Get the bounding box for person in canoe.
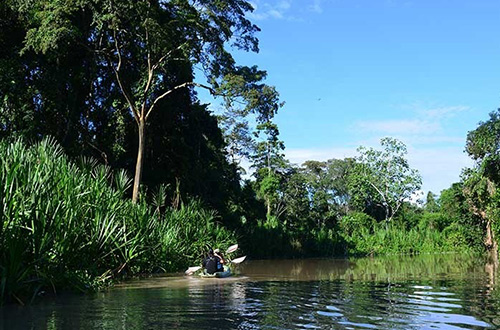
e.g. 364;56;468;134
213;249;225;271
202;249;221;275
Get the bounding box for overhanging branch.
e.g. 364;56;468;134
145;82;215;120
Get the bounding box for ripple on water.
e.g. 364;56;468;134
2;256;498;330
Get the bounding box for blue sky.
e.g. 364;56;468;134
204;0;500;196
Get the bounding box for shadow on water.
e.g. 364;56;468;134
2;253;500;330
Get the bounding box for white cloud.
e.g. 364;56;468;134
407;146;473;194
309;0;323;13
247;0;292;20
247;0;322;21
268;9;284;19
354;119;441;135
399;135;464;145
285;147;357;165
286;101;474;195
277;0;291;10
352;104;471;143
417;105;470;119
244;100;474;198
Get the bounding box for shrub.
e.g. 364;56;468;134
418;212;452;231
339;212;376;236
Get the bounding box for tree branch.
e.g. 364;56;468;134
88;142;109;165
142;41;191;119
111;29;140;123
146;20;151;76
367;179;391;220
145;82;215;120
142;22;154;114
151;42;190;71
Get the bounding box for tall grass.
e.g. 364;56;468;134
341;222;478;256
245;211;481;259
0;138;235;304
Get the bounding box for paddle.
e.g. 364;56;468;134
230;255;246;264
226;244;238;254
185;244;241;275
185;266;202;275
185;256;246;275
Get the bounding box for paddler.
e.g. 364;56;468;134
213;249;225;271
202;249;218;274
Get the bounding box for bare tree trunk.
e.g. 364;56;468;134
485;218;498;255
485;218;498;292
132;119;146;203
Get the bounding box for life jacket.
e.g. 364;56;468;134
216;257;224;271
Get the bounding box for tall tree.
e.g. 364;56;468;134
463;109;500;254
350;137;422;223
301;160;335;228
252;119;285;219
425;191;440;213
281;165;311;230
2;0;123;162
19;0;279;202
326;158;355;214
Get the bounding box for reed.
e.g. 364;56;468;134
342;221;475;256
0;138;235;304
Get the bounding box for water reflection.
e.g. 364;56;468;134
2;254;500;330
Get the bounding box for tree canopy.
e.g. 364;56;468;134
350;137;422;222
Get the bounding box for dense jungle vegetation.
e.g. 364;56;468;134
1;0;499;304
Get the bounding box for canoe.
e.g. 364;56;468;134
200;265;231;278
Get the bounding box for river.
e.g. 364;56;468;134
2;253;499;329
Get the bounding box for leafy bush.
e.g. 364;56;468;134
339;212;376;236
442;223;469;248
418;212;452;231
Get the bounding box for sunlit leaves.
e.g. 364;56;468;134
350;138;422;222
0;138;236;303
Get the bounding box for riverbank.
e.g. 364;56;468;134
0;139;235;304
0;139;492;305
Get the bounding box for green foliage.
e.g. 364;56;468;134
0;138;235;304
342;222;471;256
466;109;500;163
442;223;471;249
462;108;500;250
439;183;477;225
339;212;376;237
335;206;482;256
258;174;280;203
242;219;344;259
1;0;282;208
417;212;451;232
425;191;440;212
1;0;498;294
301;159;347;227
350;138;422;222
280;167;310;230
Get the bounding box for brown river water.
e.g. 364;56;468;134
1;253;499;329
